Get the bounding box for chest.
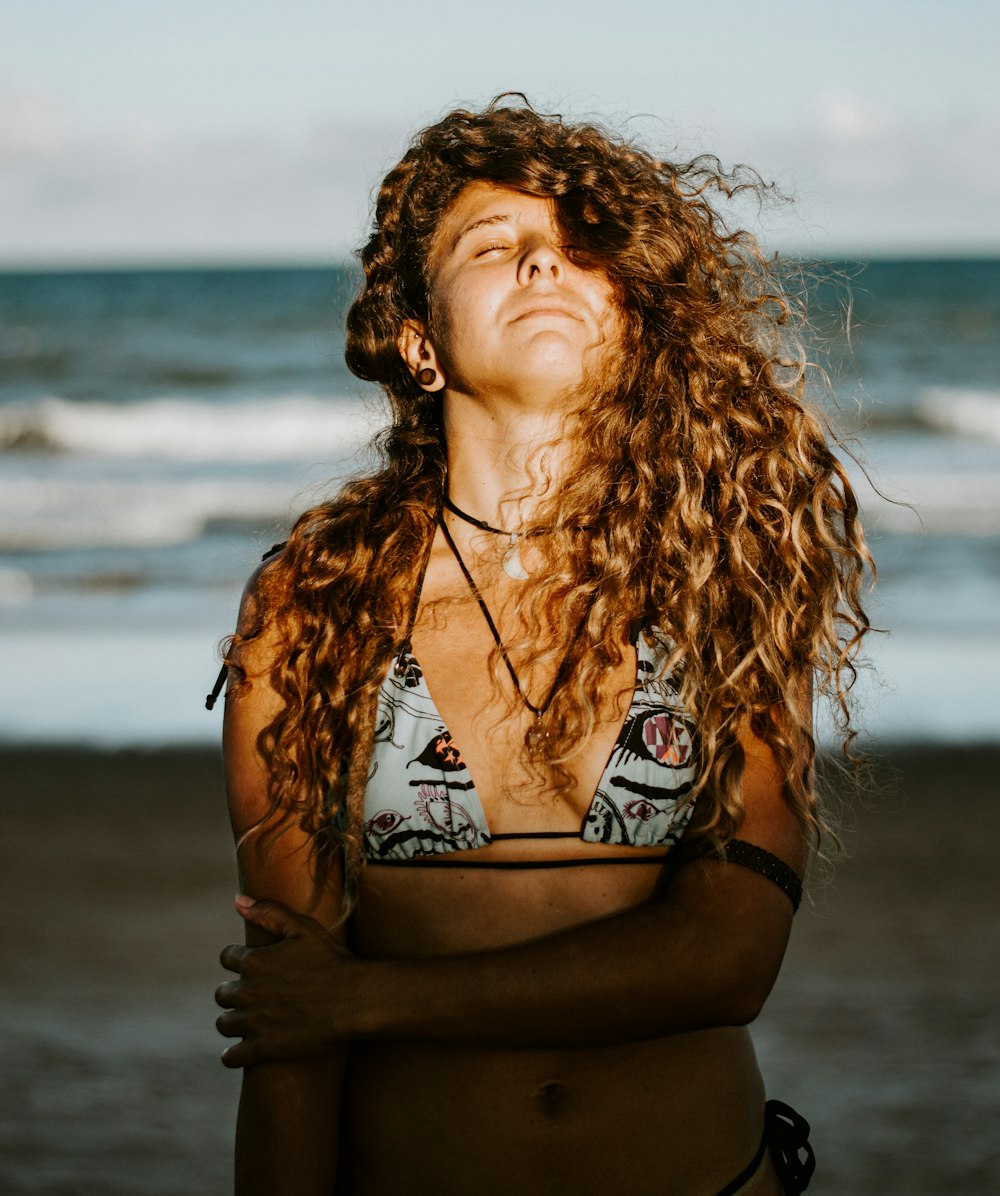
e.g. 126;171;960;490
363;613;697;863
409;593;638;826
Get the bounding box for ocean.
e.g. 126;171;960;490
1;260;998;746
1;263;998;1196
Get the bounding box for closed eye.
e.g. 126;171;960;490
474;241;511;257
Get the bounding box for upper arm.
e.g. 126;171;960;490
223;567;348;1193
222;565;347;945
728;668;815;877
735;720;809;877
658;711;810;1023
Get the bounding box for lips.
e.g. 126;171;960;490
511;303;580;322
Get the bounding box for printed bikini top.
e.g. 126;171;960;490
205;540;803;906
361;637;806;909
362;625;699;866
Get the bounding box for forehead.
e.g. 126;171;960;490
430;181;558;263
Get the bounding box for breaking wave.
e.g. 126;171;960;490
0;393;379;461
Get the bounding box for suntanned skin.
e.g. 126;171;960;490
223;596;349;1196
217;184;804;1195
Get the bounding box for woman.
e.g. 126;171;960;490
213;98;870;1195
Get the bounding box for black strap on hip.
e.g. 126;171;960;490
765;1099;816;1194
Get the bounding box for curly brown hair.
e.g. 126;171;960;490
232;96;872;896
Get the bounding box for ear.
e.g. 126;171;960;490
398;320;446;391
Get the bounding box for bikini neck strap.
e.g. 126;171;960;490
395;481;445;661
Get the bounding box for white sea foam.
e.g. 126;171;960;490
0;475;302;550
836;630;1000;746
0;568;33;602
4;618;996;748
915;388;1000;444
0;394;379;461
4;449;1000;554
0;628;226;746
852;469;1000;535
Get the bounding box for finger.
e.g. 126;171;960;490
221;1039;255;1069
216;1009;247;1039
219;942;249;972
234;895;303;940
220;1035;306;1069
214;979;241;1009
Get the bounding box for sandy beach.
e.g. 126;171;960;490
1;743;998;1194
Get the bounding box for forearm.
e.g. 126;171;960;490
236;1052;347;1196
353;865;793;1049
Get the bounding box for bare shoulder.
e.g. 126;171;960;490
736;710;810;877
222;550;293;755
221;546;344;928
229;543;291;664
222;550;290;837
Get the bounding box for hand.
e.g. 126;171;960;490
215;896;356;1068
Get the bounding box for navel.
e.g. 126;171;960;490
535;1079;570;1119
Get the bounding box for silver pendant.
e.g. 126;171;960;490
526;718;549;754
502;534;529;580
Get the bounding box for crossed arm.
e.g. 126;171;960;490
220;686;804;1066
221;596;350;1196
217;585;806;1192
219;832;800;1063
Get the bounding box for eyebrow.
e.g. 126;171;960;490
449;212;512;255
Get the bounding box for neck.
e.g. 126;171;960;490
442;393;574;526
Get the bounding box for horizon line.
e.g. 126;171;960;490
2;249;999;275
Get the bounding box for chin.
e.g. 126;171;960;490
516;350;588;392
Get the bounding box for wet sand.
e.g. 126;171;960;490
1;744;998;1194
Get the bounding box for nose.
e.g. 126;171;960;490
517;238;563;284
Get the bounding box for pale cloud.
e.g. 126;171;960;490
815;92;901;146
806;94;912;192
1;85;998;265
0;89;66;158
792;92;1000;201
721;92;1000;255
0;112;404;265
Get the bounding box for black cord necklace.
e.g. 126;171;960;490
443;494;514;537
438;516;590;737
443;493;533;580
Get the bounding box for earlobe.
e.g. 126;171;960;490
398;320;446;392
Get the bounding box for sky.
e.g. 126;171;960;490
2;0;998;266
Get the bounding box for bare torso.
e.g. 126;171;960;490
346;867;781;1195
339;532;783;1195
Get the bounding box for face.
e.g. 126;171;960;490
401;181;621;409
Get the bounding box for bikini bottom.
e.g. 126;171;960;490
715;1100;816;1196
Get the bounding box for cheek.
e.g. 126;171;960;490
584;274;623;342
424;286;460;366
595;296;624;353
430;280;496;363
430;273;480;342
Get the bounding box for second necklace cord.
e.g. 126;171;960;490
438;515;592;723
